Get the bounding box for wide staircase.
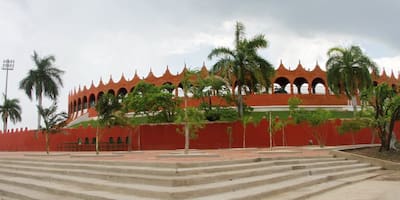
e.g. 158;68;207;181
0;155;385;200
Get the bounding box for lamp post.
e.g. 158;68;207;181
2;59;14;101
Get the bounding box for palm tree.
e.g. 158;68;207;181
208;21;274;118
326;45;378;116
0;95;22;133
38;103;67;155
19;51;64;130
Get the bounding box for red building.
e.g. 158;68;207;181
68;62;398;124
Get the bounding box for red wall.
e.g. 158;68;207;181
0;120;398;152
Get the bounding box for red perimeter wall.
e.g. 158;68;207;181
1;120;399;152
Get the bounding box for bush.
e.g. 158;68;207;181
205;109;221;121
219;108;238;121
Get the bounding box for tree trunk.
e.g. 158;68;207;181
351;96;357;117
184;94;189;154
137;126;141;151
238;87;244;119
379;133;386;152
184;123;190;154
269;112;272;151
96;126;99;155
2;114;7;133
282;127;285;146
128;128;132;152
45;132;49;155
37;94;43;130
242;125;246;148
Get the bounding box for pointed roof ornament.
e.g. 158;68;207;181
146;68;155;80
110;74;114;82
381;67;387;77
120;72;127;82
132;69;140;81
202;61;206;67
164;65;173;77
99;77;104;86
277;59;284;68
389;69;396;80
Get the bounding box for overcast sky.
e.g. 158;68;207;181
1;0;400;130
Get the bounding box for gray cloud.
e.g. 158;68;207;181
1;0;399;129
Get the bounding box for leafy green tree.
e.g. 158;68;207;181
271;116;293;147
0;95;22;133
208;21;275;119
290;97;331;147
338;118;369;145
306;109;332;147
193;74;232;121
19;51;64;130
363;83;400;151
175;107;204;154
38;103;67;155
95;93;121;155
288;97;302;117
326;45;378;116
175;69;204;154
125;81;178;123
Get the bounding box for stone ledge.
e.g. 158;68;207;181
70;154;124;158
24;153;70;157
330;149;400;170
157;153;220;158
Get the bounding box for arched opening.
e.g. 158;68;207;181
73;101;77;112
117;87;128;98
162;82;174;93
274;77;290;94
82;96;88;109
294;77;309;94
117;137;123;144
130;86;135;93
233;83;251;95
97;91;104;101
89;94;96;108
373;81;378;87
108;89;115;96
176;83;193;97
311;78;326;95
77;98;82;111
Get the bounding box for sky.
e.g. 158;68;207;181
1;0;400;130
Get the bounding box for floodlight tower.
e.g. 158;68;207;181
2;59;14;101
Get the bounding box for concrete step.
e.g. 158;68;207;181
0;162;377;199
0;156;345;178
0;181;84;200
0;174;158;200
0;158;358;187
0;158;178;176
261;171;385;200
192;166;382;200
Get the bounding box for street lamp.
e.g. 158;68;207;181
2;59;14;101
